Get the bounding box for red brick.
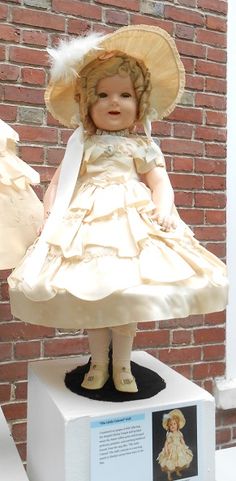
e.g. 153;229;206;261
21;67;46;85
96;0;139;9
0;270;11;281
173;157;194;172
1;282;9;300
205;143;226;158
176;39;206;58
12;6;65;30
131;14;174;34
2;402;27;421
197;0;227;15
15;382;27;400
134;330;170;348
9;46;48;67
14;125;57;143
35;165;55;182
159;347;201;363
14;341;41;360
169;107;203;124
205;209;226;224
196;93;226;110
46;147;65;165
219;410;236;426
0;4;8;19
173;364;192;379
174;123;193;139
22;29;48;47
194;327;225;344
175;23;195;40
196;60;226;78
106;9;129;25
207;47;227;64
205;311;226;326
206;110;226;127
151;121;172;137
179;208;204;225
0;45;6;61
204;175;226;190
16;443;27;463
0;343;12;361
181;57;194;73
52;0;102;20
0;24;20;42
0;384;11;403
216;428;231;445
196;29;226;47
170;173;203;190
0;322;55;341
137;321;156;330
20;146;44;164
185;74;205;91
205;77;226;94
206;242;226;258
67;18;91;35
44;337;89;356
172;330;192;344
175;191;194;207
0;362;27;382
195;158;226;174
194;226;225;241
0;104;17;121
203;344;225;361
4;85;44;105
0;303;12;321
12;422;27;442
162;139;204;156
165;5;204;25
194;192;226;208
206;15;226;32
0;64;20;81
195;126;226;142
193;361;225;379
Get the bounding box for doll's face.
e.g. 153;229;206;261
90;74;137;131
169;419;178;432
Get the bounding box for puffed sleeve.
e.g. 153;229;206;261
134;137;165;174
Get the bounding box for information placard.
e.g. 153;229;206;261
90;410;152;481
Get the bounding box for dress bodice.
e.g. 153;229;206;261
78;133;166;186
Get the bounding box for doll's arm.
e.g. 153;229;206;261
43;165;61;220
144;167;177;231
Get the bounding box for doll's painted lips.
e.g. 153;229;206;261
108;111;120;115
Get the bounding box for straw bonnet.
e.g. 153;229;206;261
45;25;185;128
162;409;186;430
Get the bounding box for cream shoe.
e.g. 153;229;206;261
113;365;138;393
81;363;109;390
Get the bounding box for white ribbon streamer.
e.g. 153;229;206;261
23;125;84;287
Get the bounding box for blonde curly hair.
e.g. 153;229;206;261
74;52;151;133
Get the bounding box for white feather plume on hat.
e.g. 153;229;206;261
47;32;103;83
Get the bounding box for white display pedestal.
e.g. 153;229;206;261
27;352;215;481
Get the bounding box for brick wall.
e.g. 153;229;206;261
0;0;234;462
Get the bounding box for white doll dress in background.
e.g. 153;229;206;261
9;133;228;328
0;120;43;270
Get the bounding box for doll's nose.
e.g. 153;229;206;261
110;94;119;105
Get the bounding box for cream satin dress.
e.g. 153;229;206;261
9;133;228;328
0;120;43;270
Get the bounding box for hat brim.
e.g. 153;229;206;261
45;25;185;128
162;409;186;430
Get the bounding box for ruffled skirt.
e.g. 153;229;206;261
9;179;228;328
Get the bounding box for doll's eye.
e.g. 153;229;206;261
121;92;132;98
97;92;107;98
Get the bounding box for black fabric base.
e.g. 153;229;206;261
64;355;166;402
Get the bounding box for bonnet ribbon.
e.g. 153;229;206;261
22;125;84;288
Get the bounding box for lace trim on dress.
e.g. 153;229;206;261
95;129;131;137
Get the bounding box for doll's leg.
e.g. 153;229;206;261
112;323;138;393
81;328;111;390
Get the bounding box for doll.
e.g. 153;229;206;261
8;26;228;394
157;409;193;481
0;119;43;270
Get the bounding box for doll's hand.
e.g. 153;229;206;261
151;211;178;231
